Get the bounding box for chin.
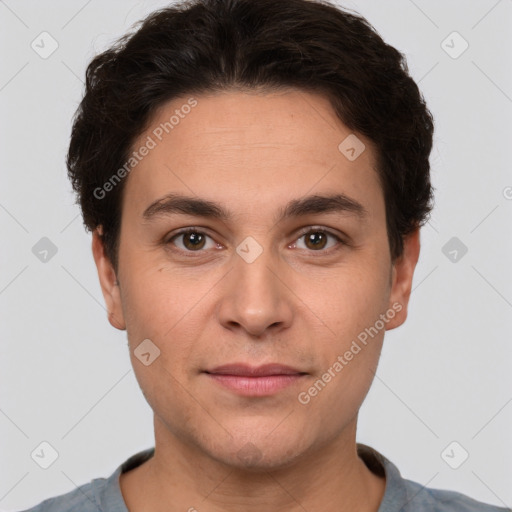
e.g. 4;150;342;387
201;427;312;472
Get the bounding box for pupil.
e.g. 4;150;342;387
308;232;326;249
186;232;204;249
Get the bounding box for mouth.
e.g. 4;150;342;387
203;363;308;396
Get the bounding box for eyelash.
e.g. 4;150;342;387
164;226;347;256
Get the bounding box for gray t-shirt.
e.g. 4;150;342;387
20;443;509;511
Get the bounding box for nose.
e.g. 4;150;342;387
216;241;294;338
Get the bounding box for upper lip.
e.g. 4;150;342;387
205;363;306;377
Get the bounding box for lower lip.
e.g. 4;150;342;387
205;373;305;396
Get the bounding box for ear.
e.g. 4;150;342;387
385;228;421;331
91;227;126;331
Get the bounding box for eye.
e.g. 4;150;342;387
166;228;218;252
292;228;345;252
165;226;346;255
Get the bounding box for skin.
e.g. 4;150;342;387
92;88;420;512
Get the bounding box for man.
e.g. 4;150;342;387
23;0;508;510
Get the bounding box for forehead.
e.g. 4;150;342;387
122;89;383;222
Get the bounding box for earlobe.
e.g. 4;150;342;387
91;227;127;331
386;228;421;331
108;309;125;331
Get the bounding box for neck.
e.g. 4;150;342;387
120;417;386;512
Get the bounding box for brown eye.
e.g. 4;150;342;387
294;229;344;252
304;231;328;250
182;231;206;250
168;230;215;252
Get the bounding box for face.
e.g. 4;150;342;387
93;89;419;470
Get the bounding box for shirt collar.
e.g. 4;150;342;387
97;443;411;512
357;443;411;512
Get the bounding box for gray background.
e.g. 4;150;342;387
1;0;511;510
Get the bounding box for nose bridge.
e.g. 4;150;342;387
218;233;292;335
233;234;280;303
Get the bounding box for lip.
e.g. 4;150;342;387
204;364;307;396
206;363;305;377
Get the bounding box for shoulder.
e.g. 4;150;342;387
19;478;106;512
356;443;509;512
400;476;510;511
19;448;154;512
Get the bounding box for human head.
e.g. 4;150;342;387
76;0;432;474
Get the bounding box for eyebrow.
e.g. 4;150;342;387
142;192;368;225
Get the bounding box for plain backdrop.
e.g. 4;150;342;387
1;0;511;510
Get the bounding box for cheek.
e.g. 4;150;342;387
119;259;205;337
296;259;391;341
129;356;202;443
119;263;219;389
296;316;385;433
292;256;390;399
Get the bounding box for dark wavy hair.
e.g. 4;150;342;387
67;0;435;271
